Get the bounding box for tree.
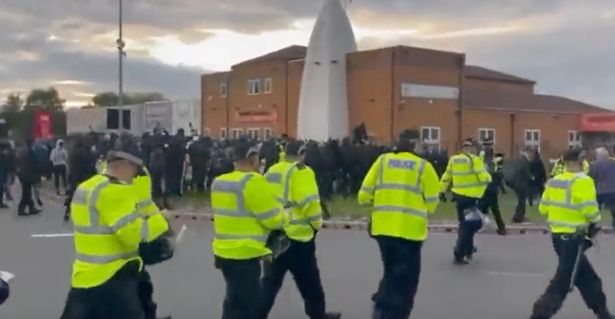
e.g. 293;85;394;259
24;87;65;111
92;91;166;107
2;93;24;112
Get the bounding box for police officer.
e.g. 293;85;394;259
441;138;492;264
530;149;613;319
133;166;174;319
211;139;288;319
358;130;440;319
478;139;506;235
60;144;174;319
258;141;341;319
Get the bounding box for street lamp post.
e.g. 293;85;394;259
117;0;125;131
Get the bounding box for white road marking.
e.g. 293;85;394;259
486;271;545;278
30;233;74;238
175;224;187;243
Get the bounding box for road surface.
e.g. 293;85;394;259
1;198;615;319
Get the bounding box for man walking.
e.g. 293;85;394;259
530;149;613;319
50;139;69;196
359;130;440;319
589;147;615;229
16;139;40;216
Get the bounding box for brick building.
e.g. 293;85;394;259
201;45;607;158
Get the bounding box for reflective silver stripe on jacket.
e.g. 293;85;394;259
215;233;268;242
453;181;489;188
211;174;255;217
543;175;584;208
548;220;588;229
373;205;428;218
266;172;282;184
376;155;426;196
137;199;155;210
72;188;88;205
76;251;139;264
282;164;298;206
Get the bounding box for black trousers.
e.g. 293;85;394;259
479;187;506;232
60;262;145;319
192;165;207;192
372;236;422;319
150;171;164;201
17;177;34;213
53;164;68;192
138;269;158;319
512;187;528;222
259;239;326;319
597;193;615;229
216;257;262;319
454;194;483;258
531;235;608;319
165;168;182;197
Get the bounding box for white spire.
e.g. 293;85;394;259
297;0;357;141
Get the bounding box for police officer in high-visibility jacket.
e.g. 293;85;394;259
133;167;173;319
358;130;440;319
211;140;288;319
440;138;492;264
60;145;174;319
552;154;590;177
258;141;341;319
530;149;614;319
478;139;506;235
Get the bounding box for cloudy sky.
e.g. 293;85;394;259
1;0;614;108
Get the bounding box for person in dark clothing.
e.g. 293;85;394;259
163;130;186;199
528;149;547;207
187;137;210;193
64;137;97;221
503;146;534;223
16;139;40;216
148;146;166;208
478;140;506;235
0;142;12;208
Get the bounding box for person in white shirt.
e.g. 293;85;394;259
49;139;68;195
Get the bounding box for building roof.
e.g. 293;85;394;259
464;89;608;113
465;65;535;84
232;45;307;68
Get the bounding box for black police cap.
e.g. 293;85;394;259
563;149;582;162
233;138;258;159
399;129;419;142
285;140;304;156
107;139;143;166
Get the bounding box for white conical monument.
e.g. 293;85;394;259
297;0;357;141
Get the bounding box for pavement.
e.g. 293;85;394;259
3;197;615;318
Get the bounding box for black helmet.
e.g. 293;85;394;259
106;137;143;166
233;138;259;160
285;140;304;156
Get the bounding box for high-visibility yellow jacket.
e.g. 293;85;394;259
211;171;288;260
358;152;440;242
539;171;600;234
266;161;322;242
133;168;169;241
440;152;491;199
278;145;286;163
70;174;168;288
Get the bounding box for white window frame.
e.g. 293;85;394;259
231;128;244;139
247;79;262;95
263;127;272;140
247;128;260;140
478;128;496;145
568;130;582;149
219;128;227;139
524;129;541;151
220;83;227;97
263;78;272;94
420;126;441;149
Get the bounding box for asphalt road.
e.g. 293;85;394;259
2;198;615;319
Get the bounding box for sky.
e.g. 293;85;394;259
0;0;614;108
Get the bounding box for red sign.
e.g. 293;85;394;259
234;110;277;123
580;113;615;132
34;110;53;139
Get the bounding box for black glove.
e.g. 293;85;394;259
0;279;8;305
139;231;175;265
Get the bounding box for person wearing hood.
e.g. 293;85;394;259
50;139;69;196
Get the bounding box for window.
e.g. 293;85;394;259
568;130;582;149
478;128;496;145
525;129;541;151
231;128;244;139
420;126;441;149
220;83;227;97
219;128;227;139
263;128;272;140
247;128;261;140
264;78;272;94
247;79;261;95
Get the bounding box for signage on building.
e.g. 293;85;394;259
579;113;615;132
34;110;52;139
401;83;459;99
234;111;277;123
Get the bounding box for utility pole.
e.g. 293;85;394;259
117;0;125;131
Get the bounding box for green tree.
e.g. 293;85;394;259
92;91;166;107
24;87;65;111
2;93;24;112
